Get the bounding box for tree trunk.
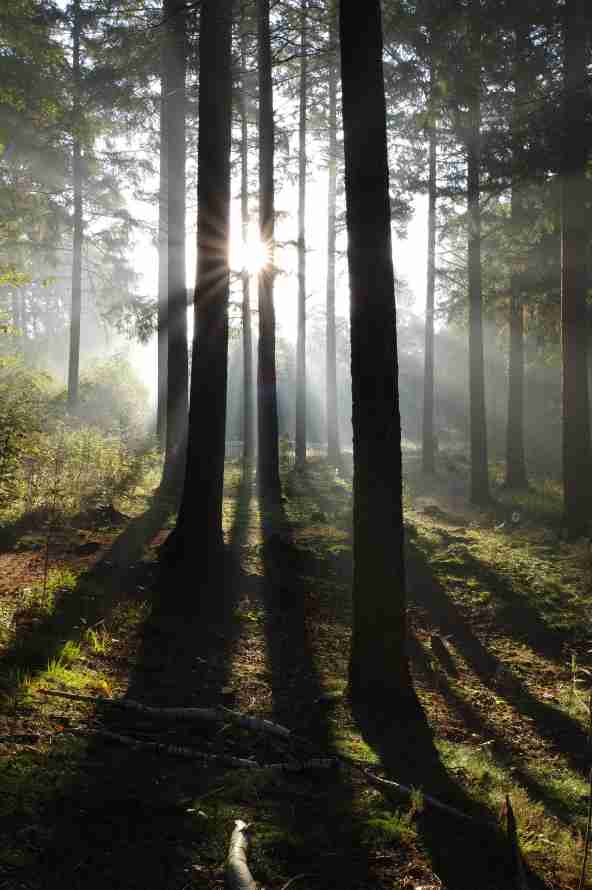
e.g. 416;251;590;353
171;0;233;571
160;0;188;498
326;6;340;468
67;0;82;413
505;25;528;490
257;0;281;503
157;58;168;450
340;0;413;704
561;0;591;538
422;84;437;475
295;0;308;469
240;15;254;467
466;0;489;505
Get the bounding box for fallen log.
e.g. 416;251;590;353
225;820;258;890
38;689;291;739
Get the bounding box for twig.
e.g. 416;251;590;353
280;874;311;890
360;768;477;823
225;820;258;890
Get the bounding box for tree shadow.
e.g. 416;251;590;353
0;498;172;697
407;631;588;831
30;480;252;889
258;493;387;887
405;541;589;777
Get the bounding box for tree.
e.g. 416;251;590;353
560;0;591;537
160;0;188;498
295;0;308;469
504;22;530;489
465;0;490;505
325;2;340;468
67;0;83;412
170;0;233;572
157;53;168;449
340;0;413;703
422;63;437;475
257;0;281;503
240;2;255;467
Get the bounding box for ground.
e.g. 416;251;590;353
0;453;590;889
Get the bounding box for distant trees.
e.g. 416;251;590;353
340;0;412;702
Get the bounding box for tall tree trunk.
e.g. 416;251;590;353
257;0;281;502
340;0;413;704
295;0;308;469
466;0;489;505
422;82;437;475
160;0;188;498
561;0;591;538
326;7;340;468
157;60;168;450
505;24;528;489
240;8;254;466
67;0;82;413
171;0;233;572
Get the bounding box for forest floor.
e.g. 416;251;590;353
0;452;590;890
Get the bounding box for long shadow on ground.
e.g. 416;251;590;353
8;483;251;890
406;541;589;777
0;498;172;696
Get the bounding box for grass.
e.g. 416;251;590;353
0;452;591;889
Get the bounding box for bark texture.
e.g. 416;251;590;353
340;0;413;703
240;12;254;467
157;62;168;449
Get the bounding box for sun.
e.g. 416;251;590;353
230;226;271;275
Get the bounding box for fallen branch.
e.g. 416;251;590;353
361;768;477;823
225;820;258;890
37;689;292;739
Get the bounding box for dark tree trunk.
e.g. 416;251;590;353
240;15;254;467
295;0;308;469
257;0;281;502
326;8;340;468
160;0;188;498
466;0;489;505
171;0;233;571
505;25;528;490
340;0;413;704
422;86;437;475
67;0;82;413
561;0;591;538
157;60;168;450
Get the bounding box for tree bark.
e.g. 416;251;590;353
157;56;168;450
240;11;255;467
257;0;281;503
505;25;529;490
295;0;308;469
561;0;591;538
326;6;340;468
172;0;233;568
422;78;437;475
67;0;82;413
160;0;188;498
340;0;413;704
466;0;489;505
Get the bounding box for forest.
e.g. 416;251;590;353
0;0;591;887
